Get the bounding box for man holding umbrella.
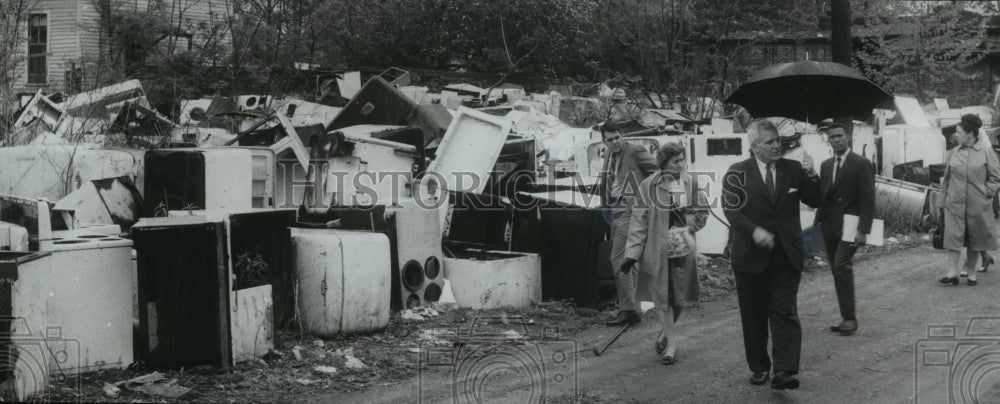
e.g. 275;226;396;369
724;59;892;389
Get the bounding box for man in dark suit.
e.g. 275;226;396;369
722;119;821;390
814;122;875;336
599;121;657;326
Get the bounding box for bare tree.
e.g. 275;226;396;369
0;0;36;143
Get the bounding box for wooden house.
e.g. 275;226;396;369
10;0;232;96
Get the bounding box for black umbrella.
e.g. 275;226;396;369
725;60;893;122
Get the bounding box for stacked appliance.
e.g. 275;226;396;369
132;211;290;369
291;229;391;335
143;148;253;216
0;251;55;401
442;192;541;309
37;233;135;373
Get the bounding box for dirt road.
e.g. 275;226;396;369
306;244;1000;403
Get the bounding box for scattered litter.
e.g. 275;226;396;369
401;307;442;321
314;366;338;374
401;310;426;321
344;354;367;369
263;348;283;360
407;348;424;353
116;372;191;399
921;235;931;241
886;237;899;245
292;346;304;361
502;330;523;340
419;329;456;346
103;383;120;398
313;340;325;348
296;378;317;386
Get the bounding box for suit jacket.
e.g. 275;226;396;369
815;151;876;236
722;158;821;273
599;142;658;207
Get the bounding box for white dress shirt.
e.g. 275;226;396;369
755;157;773;183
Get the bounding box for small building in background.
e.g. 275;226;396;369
8;0;233;97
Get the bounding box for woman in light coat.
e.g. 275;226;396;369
938;114;1000;286
621;142;708;364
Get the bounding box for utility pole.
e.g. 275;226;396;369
831;0;852;66
831;0;854;132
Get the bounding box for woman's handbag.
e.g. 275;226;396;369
665;226;693;258
932;209;945;250
665;208;692;258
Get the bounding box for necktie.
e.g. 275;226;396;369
832;156;842;184
765;163;775;198
608;154;618;187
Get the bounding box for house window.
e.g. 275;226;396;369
707;138;743;156
27;13;47;84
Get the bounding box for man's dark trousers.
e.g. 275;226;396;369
823;227;857;320
734;244;802;374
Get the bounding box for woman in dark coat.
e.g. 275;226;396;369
938;114;1000;286
621;142;708;364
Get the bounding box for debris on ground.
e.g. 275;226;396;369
117;371;192;399
313;366;338;374
102;383;120;398
343;354;368;370
501;330;523;340
400;310;426;321
400;306;442;322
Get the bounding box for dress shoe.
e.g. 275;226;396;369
771;371;800;390
661;345;678;365
939;276;959;285
967;279;978;286
829;319;858;335
980;256;994;273
655;331;668;354
605;310;640;326
749;371;769;385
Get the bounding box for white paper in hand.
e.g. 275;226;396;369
842;214;884;246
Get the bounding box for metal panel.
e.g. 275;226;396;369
229;285;273;364
443;252;541;310
424;107;513;195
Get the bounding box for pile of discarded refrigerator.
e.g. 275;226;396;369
0;72;623;400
